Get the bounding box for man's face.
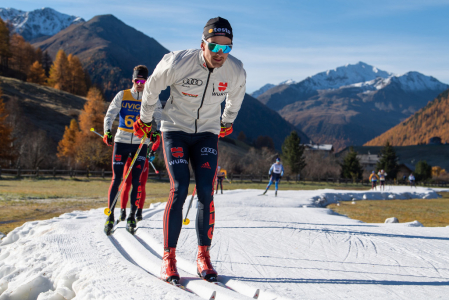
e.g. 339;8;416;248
133;78;146;92
201;36;232;69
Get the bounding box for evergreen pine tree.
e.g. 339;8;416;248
340;146;363;181
42;50;52;77
0;18;11;70
376;141;399;179
415;160;432;181
27;61;46;85
281;131;306;175
49;49;70;91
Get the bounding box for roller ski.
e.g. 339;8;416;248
104;215;115;236
258;189;268;196
126;216;137;235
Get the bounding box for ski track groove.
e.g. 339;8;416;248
110;209;259;300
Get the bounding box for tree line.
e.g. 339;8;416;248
0;18;90;96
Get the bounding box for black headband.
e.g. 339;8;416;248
133;68;148;80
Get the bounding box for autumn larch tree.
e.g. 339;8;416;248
75;87;111;169
0;88;15;162
57;118;80;167
49;49;70;92
9;34;36;76
67;54;87;96
27;61;47;85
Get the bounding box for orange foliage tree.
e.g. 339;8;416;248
27;61;47;85
67;54;87;96
49;49;70;91
0;88;14;162
57;118;80;166
9;34;36;76
75;87;111;168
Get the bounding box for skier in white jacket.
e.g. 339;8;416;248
134;17;246;284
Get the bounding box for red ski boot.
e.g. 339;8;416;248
197;246;218;282
161;248;180;283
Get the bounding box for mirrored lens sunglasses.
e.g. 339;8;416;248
202;39;232;54
134;79;146;84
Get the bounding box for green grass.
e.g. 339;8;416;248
327;192;449;227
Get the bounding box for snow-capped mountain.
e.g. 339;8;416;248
0;7;84;41
254;62;449;151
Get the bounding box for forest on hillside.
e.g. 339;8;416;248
365;89;449;146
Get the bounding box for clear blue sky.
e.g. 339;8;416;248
2;0;449;93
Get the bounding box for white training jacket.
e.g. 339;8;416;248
140;49;246;134
104;86;162;144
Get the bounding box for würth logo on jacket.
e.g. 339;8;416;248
201;162;211;169
171;147;184;158
212;83;228;96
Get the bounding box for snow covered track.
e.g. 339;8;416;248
1;186;449;299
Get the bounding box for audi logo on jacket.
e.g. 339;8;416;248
140;49;246;134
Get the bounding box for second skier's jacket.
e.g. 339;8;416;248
269;163;284;176
104;87;162;144
140;49;246;134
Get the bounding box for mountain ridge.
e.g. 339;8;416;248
0;7;84;41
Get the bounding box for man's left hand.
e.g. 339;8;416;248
219;122;233;138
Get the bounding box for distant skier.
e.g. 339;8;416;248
377;169;387;191
409;173;416;188
103;65;161;235
134;17;246;284
369;171;379;190
120;133;161;222
215;166;225;194
262;157;284;197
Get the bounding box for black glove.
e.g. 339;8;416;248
103;131;113;146
150;130;161;143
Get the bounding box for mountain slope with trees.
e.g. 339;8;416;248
33;14;169;101
365;89;449;146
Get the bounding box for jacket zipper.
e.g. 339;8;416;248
195;70;212;133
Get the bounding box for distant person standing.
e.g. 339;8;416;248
262;158;284;197
377;169;387;191
369;171;379;190
215;166;225;194
409;173;416;188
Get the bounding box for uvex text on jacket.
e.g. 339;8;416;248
104;87;162;144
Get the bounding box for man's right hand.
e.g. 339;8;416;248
133;116;152;138
103;131;113;146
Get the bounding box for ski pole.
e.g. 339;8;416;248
104;136;147;216
149;161;159;174
90;128;103;138
182;185;196;225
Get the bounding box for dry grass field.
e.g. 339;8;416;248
328;192;449;227
4;177;439;235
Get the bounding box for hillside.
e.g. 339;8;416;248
365;89;449;146
0;76;86;142
33;14;169;102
